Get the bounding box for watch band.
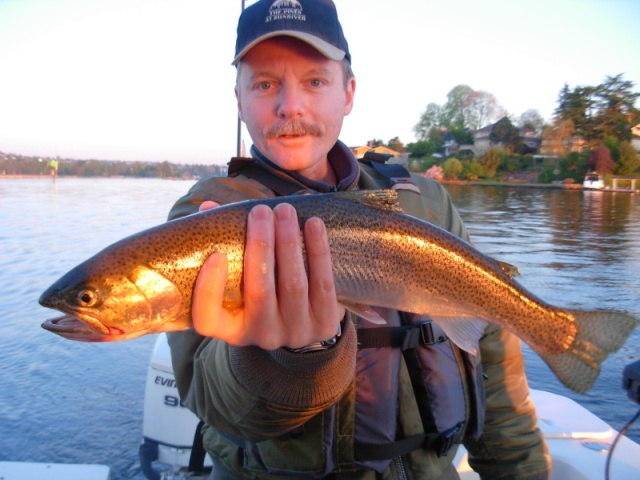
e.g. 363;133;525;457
285;321;343;354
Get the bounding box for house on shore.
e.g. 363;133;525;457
457;118;541;158
632;124;640;153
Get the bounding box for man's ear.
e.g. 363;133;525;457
235;85;244;122
344;77;356;116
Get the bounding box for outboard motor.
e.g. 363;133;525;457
139;333;211;480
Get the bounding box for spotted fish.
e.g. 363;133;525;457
39;190;638;393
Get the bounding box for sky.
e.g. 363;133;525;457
0;0;639;165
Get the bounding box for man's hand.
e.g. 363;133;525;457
192;201;345;349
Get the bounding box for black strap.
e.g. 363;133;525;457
188;420;207;473
228;157;304;196
354;423;463;461
357;322;446;350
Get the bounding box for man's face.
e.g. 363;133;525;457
235;37;355;181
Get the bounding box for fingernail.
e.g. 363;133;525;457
307;217;324;237
274;203;293;222
250;204;272;221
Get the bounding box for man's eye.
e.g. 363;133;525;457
257;82;271;90
309;79;323;87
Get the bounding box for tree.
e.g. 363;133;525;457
554;84;597;139
616;141;640;175
414;103;443;141
554;74;640;145
387;137;405;152
442;157;463;179
442;85;474;129
464;90;504;130
414;85;505;139
427;127;445;152
594;74;640;141
489;117;521;152
449;127;473;145
517;109;545;135
462;159;484;180
406;140;436;158
542;119;575;157
588;146;616;174
480;148;502;178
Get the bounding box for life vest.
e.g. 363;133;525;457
189;153;486;476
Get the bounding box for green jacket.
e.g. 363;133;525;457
167;156;550;480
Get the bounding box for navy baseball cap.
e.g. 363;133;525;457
233;0;350;65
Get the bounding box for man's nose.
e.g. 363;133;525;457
276;84;305;118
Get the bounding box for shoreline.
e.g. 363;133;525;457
2;175;637;193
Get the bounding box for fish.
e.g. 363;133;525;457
39;189;638;393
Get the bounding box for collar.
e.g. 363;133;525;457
250;141;360;193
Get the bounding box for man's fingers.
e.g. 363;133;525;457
199;200;220;212
192;252;241;340
274;204;310;335
305;216;345;339
242;204;280;348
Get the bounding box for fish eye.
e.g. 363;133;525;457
76;289;97;307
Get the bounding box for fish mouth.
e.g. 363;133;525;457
41;314;124;342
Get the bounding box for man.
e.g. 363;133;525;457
167;1;550;479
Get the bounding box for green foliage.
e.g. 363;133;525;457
442;157;463;179
502;156;522;173
603;136;621;161
449;127;473;145
560;152;589;179
461;159;484;180
616;141;640;175
442;85;474;129
555;74;640;144
414;84;504;143
520;156;534;170
427;128;445;151
489;117;522;152
0;153;225;178
538;169;557;184
414;103;443;141
480;148;502;178
406;140;436;158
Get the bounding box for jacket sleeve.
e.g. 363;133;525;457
465;325;550;480
166;176;358;442
415;177;550;480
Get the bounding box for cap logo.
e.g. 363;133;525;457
267;0;305;23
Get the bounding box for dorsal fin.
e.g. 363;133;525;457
497;260;521;279
331;189;403;214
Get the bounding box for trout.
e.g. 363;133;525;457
39;190;637;393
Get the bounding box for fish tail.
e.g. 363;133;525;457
540;310;638;394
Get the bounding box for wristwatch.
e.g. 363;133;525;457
285;322;343;354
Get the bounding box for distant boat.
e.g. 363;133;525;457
583;173;605;190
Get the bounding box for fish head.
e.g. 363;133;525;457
39;263;189;342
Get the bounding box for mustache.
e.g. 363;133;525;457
266;121;323;138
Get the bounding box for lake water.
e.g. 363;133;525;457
0;177;638;479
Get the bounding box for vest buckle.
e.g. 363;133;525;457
436;424;464;457
419;321;445;346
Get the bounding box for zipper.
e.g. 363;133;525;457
393;456;408;480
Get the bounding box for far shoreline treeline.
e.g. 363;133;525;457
0;152;227;179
